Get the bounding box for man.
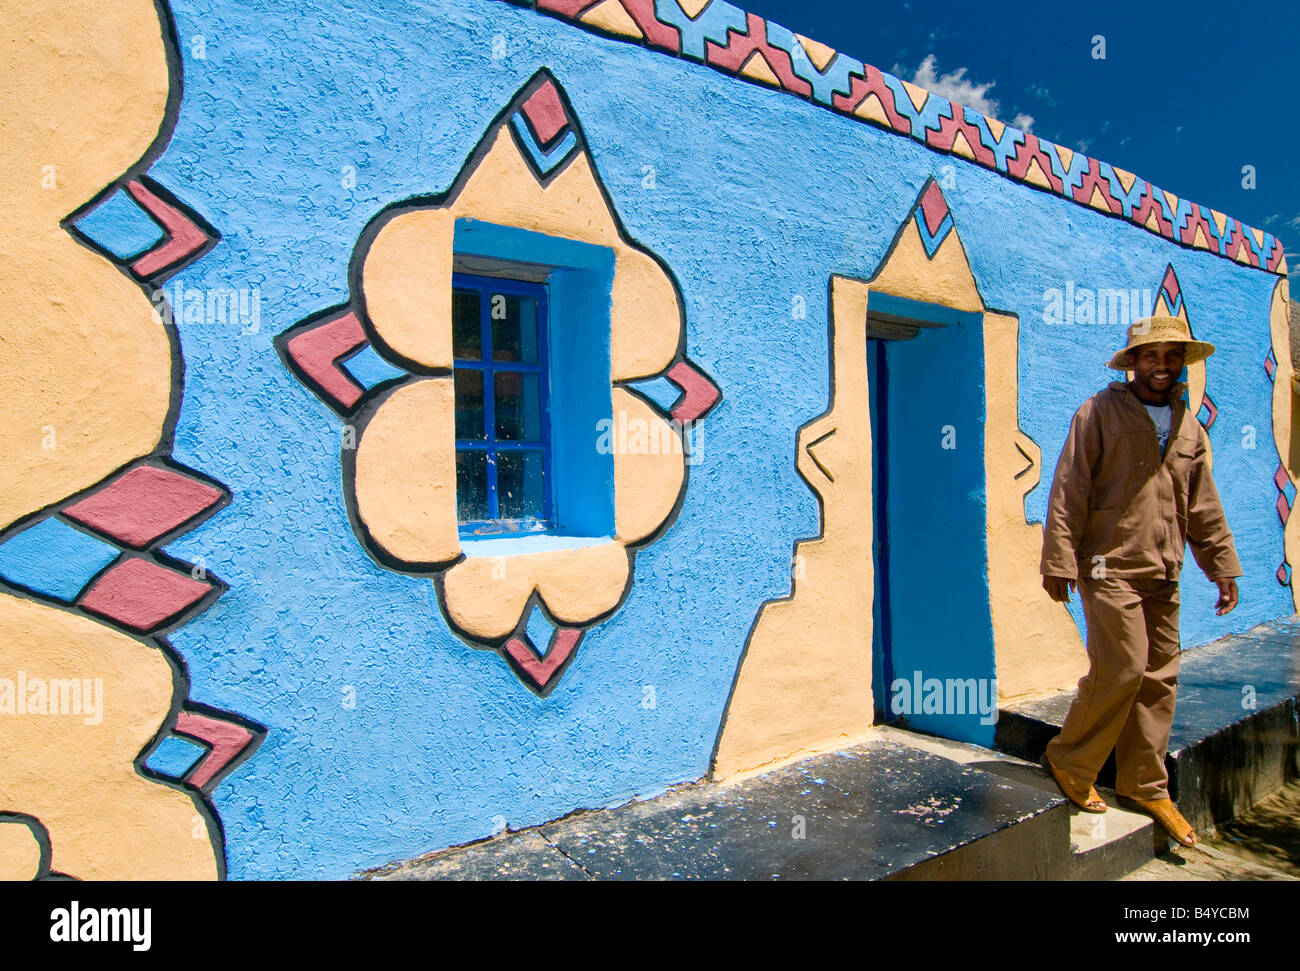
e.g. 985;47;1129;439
1039;314;1241;847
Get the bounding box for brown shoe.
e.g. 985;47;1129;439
1041;753;1107;812
1118;795;1197;846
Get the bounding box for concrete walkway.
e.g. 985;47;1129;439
364;616;1300;881
365;733;1069;880
1124;778;1300;880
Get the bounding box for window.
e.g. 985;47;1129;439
453;273;552;533
451;218;616;544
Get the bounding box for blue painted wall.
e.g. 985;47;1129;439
149;0;1288;877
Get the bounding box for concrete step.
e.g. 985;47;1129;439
994;616;1300;834
874;725;1162;880
365;730;1071;881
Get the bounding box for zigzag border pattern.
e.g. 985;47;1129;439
502;0;1286;277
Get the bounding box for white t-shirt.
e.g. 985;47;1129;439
1144;402;1172;452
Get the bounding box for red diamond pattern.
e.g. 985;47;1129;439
63;465;223;548
79;558;214;633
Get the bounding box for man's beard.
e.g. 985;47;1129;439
1137;371;1175;400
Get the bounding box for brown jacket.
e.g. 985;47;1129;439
1040;380;1242;581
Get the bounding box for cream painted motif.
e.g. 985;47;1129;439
280;72;720;692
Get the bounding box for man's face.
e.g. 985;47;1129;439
1129;341;1185;397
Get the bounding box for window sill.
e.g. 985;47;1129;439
457;534;614;557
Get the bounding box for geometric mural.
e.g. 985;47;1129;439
517;0;1286;276
1;0;262;880
280;71;721;694
5;0;1294;880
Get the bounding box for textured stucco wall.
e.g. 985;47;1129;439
8;0;1290;879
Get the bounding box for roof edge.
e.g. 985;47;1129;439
500;0;1287;277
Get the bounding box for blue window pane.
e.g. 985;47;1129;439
453;289;482;360
494;371;542;441
454;369;486;440
491;294;539;363
451;270;554;532
456;451;489;522
497;450;546;520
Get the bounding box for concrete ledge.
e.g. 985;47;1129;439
1174;696;1299;832
888;802;1068;880
874;724;1160;879
363;734;1069;881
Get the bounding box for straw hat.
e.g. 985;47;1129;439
1106;315;1215;370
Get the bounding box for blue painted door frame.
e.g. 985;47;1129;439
868;304;999;745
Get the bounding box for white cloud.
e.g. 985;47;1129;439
1027;84;1057;106
1287;214;1300;230
894;54;1034;132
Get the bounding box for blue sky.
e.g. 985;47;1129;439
743;0;1299;255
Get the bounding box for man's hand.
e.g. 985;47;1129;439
1043;575;1078;603
1212;577;1239;616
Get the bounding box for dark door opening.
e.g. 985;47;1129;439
866;295;998;745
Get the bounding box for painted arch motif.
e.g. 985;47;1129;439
1265;277;1297;597
280;70;720;694
712;178;1087;777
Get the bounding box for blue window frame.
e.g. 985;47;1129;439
452;273;553;534
451;218;618;545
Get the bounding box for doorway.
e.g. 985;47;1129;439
867;293;998;745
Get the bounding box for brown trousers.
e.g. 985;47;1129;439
1045;576;1181;800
